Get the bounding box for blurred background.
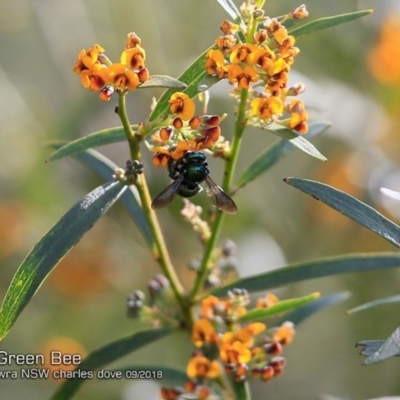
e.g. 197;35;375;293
1;0;400;399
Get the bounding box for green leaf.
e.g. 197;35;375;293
73;148;153;246
51;328;172;400
362;326;400;365
280;292;351;326
149;46;213;123
209;253;400;297
288;9;374;38
284;178;400;249
238;292;320;323
46;142;153;246
113;365;187;385
356;339;400;358
139;75;187;89
235;122;330;190
46;126;130;162
346;295;400;315
261;123;327;161
0;181;127;341
198;74;222;92
215;0;243;23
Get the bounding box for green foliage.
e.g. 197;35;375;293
215;0;243;22
284;178;400;249
238;292;320;323
210;253;400;296
357;337;400;360
258;123;328;161
47;127;128;162
48;143;153;246
0;2;387;400
138;75;187;89
50;328;172;400
0;181;127;340
280;292;351;326
288;10;374;38
360;326;400;365
235;122;330;190
347;295;400;315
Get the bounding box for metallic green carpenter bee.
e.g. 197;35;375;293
151;151;237;214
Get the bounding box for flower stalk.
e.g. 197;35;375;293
117;93;186;311
189;89;248;302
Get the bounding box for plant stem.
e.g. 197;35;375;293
117;94;186;311
231;379;251;400
189;89;248;302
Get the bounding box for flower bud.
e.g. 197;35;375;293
225;363;236;374
160;127;173;141
222;239;237;257
270;356;286;372
261;365;274;381
291;4;308;19
155;274;170;288
99;86;114;102
173;117;183;129
235;363;249;381
201;115;220;126
251;367;261;378
201;126;221;142
137;67;149;82
189;116;201;129
126;32;141;48
287;82;306;96
264;342;283;355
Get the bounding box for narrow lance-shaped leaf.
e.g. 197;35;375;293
259;122;327;161
138;75;187;89
289;10;374;38
238;292;320;323
214;0;245;30
198;74;221;92
235;122;330;190
362;326;400;365
0;181;127;341
356;339;400;358
74;149;153;246
209;253;400;297
215;0;242;21
284;178;400;249
279;292;351;326
47;142;153;247
51;328;172;400
346;295;400;315
46;126;131;162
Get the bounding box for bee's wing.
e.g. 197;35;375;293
204;175;237;214
151;175;184;209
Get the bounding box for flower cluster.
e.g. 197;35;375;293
73;32;149;101
181;199;211;243
151;93;223;168
126;274;181;325
188;238;238;290
160;289;295;399
205;4;309;133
